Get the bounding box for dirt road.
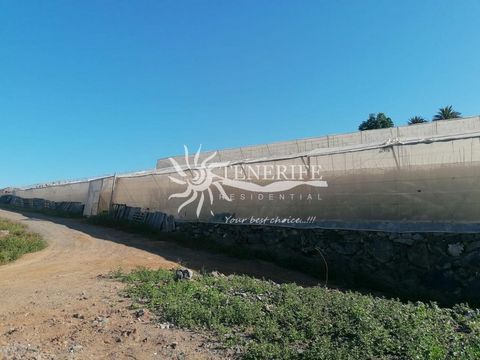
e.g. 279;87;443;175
0;209;316;359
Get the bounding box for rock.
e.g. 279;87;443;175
448;243;464;257
0;230;10;238
264;304;273;312
72;313;84;320
69;344;83;353
263;232;280;245
121;329;136;337
170;342;178;349
465;241;480;253
407;243;431;269
246;233;262;244
422;270;460;292
93;316;109;325
210;271;224;278
463;251;480;268
412;234;424;241
5;327;17;335
134;309;145;318
371;238;393;263
175;268;193;280
233;291;247;298
388;233;399;240
161;215;176;232
330;241;358;256
393;238;414;246
463;278;480;302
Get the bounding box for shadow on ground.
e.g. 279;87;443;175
5;208;324;287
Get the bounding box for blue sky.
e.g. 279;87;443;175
1;1;479;188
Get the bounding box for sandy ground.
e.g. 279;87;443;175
0;209;317;360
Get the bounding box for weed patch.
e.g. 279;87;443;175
0;217;46;264
116;268;480;359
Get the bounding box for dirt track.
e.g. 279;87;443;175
0;209;316;359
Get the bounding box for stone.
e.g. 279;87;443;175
329;241;358;256
134;309;145;318
426;270;460;290
175;268;193;280
371;238;393;263
284;233;302;250
388;233;398;240
0;230;10;238
465;241;480;253
462;278;480;302
448;243;464;257
412;233;424;241
463;251;480;268
393;238;414;246
407;243;431;269
263;232;280;245
246;233;262;244
161;215;176;232
69;345;83;353
301;246;320;256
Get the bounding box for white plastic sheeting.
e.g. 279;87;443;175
12;116;480;230
157;116;480;168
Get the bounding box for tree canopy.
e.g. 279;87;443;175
358;113;394;131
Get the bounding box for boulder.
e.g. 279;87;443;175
175;268;193;280
447;243;464;257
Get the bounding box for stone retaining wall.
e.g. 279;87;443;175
176;222;480;306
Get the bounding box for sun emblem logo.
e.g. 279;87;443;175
168;145;231;217
168;145;328;218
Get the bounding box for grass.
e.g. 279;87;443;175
0;217;46;264
116;268;480;360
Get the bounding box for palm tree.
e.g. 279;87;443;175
408;116;428;125
433;106;461;121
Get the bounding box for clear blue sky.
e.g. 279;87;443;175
1;1;479;188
